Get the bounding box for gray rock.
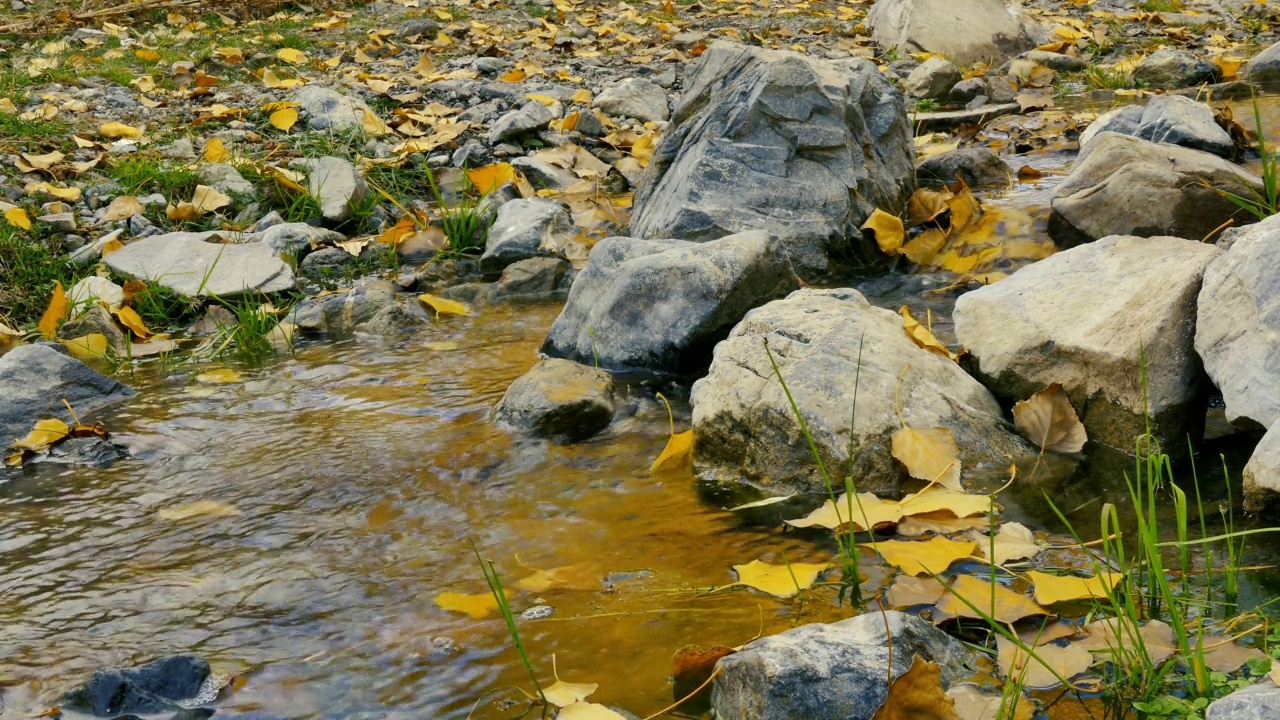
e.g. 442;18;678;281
58;304;129;353
496;257;572;298
692;288;1029;495
287;278;397;333
903;56;961;99
105;232;296;298
358;303;426;336
488;102;554;143
867;0;1041;66
1080;95;1234;159
1244;425;1280;515
955;235;1221;451
917;147;1010;187
573;109;608;137
38;212;76;232
629;41;915;281
948;78;987;103
1077;105;1144;149
187;305;237;336
199;163;256;197
1014;49;1086;72
1206;677;1280;718
594;77;670;123
713;611;973;720
491;358;616;443
293;156;371;224
1195;214;1280;432
480;198;573;274
161;138;197;159
62;656;210;717
1243;40;1280;85
0;344;133;447
1049;132;1261;246
1134;48;1219;88
299;247;357;277
292;85;378;131
259;222;346;256
510;156;579;191
542;231;801;375
397;17;440;40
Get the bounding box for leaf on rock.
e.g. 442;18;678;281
99;195;144;223
543;678;598;708
418;293;469;317
973;523;1044;565
785;492;903;531
868;537;977;577
4;207;31;230
897;486;993;519
1013;384;1086;453
901;306;962;363
887;575;946;607
157;500;241;521
947;684;1034;720
12;418;70;452
732;559;829;598
862;209;905;254
38;280;67;339
270;107;298;131
466;162;516;195
995;636;1092;689
434;591;499;619
935;575;1047;624
62;334;109;360
1026;570;1120;605
651;430;693;475
556;703;628;720
673;645;736;708
870;655;961;720
891;426;962;491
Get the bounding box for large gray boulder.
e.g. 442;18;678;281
713;611;972;720
0;344;133;447
292;85;378;131
955;235;1222;452
1243;40;1280;85
1078;96;1235;159
105;231;296;298
1195;214;1280;431
691;288;1031;496
867;0;1041;66
541;231;800;375
1048;132;1262;247
480;198;574;275
491;358;616;443
1243;424;1280;515
629;41;915;281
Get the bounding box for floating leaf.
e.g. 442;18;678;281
868;537;977;577
887;575;946;607
203;137;229;162
785;492;903;531
1197;634;1266;673
1026;570;1120;605
651;430;693;474
863;209;905;254
418;293;469;317
62;333;109;360
897;486;993;519
11;418;70;452
891;426;962;491
276;48;308;64
99;195;144;222
728;494;797;511
556;703;627;720
973;523;1044;565
544;678;598;708
1075;618;1176;664
514;562;600;592
1012;383;1086;453
995;636;1091;689
466;162;517;195
4;207;31;230
870;655;961;720
38;281;67;339
946;684;1034;720
99;122;141;139
434;591;498;619
935;575;1046;624
732;559;829;598
901;306;962;362
158;500;241;521
196;368;242;384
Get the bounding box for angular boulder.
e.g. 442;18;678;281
1078;96;1235;159
955;235;1222;451
105;231;296;298
691;288;1031;496
1048;132;1262;246
902;56;960;99
480;198;574;275
541;231;800;375
492;359;616;443
713;611;973;720
62;656;211;717
0;344;133;447
629;41;915;281
1195;214;1280;431
867;0;1040;66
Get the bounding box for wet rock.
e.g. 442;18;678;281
62;656;211;717
955;235;1221;451
902;56;960;99
1195;214;1280;431
630;41;915;281
0;343;132;447
68;276;124;309
594;77;670;123
105;231;296;298
916;147;1010;187
542;231;800;375
491;358;616;443
488;102;554;143
713;611;973;720
1048;133;1261;246
495;257;573;298
1079;96;1234;159
1206;682;1280;720
692;288;1029;495
292;85;377;131
299;247;357;278
293;156;371;224
867;0;1041;66
259;222;345;256
1243;425;1280;515
1134;48;1219;88
287;278;397;333
59;304;129;353
947;77;987;103
1243;40;1280;85
480;198;573;275
358;303;426;336
199;163;256;197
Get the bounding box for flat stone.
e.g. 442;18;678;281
105;231;296;298
491;358;616;443
496;256;572;298
259;222;346;256
0;344;133;447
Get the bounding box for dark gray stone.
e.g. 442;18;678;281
917;147;1010;187
1243;40;1280;85
495;257;572;298
0;344;132;447
1134;48;1219;88
492;358;615;443
1079;96;1234;159
299;247;357;278
480;198;573;274
61;656;210;717
287;279;397;333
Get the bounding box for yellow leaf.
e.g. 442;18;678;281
434;591;498;618
732;559;830;598
897;486;992;519
935;574;1047;624
867;536;977;576
650;429;692;474
0;98;16;115
862;209;905;254
135;48;161;62
465;162;516;195
500;68;527;82
891;426;962;491
1026;570;1121;605
1075;618;1177;664
100;238;124;256
157;500;241;521
901;306;962;362
1012;383;1087;454
571;88;594;104
270;107;299;132
62;333;109;360
786;492;903;531
907;187;953;227
191;185;232;213
361;109;393;136
203;137;228;163
514;562;601;592
276;48;308;65
871;656;961;720
111;306;153;340
17;150;64;171
99;195;144;223
4;207;31;230
38;281;67;339
216;46;245;64
11;418;70;452
995;636;1092;689
973;522;1044;565
557;704;628;720
418;293;469;317
544;678;598;708
946;685;1035;720
196;368;242;384
99;121;141;139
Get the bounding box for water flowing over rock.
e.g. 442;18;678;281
954;235;1221;451
541;231;800;375
691;288;1030;496
712;611;973;720
866;0;1041;66
61;656;212;717
104;231;296;298
492;358;616;443
629;41;915;281
1078;96;1235;159
0;344;133;447
1048;132;1262;246
1195;214;1280;431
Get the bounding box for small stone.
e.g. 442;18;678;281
292;85;378;132
287;278;397;333
259;222;346;256
292;156;371;224
160;138;196;159
61;656;210;717
199;163;256;197
510;156;579;191
37;212;77;232
496;257;572;297
917;147;1011;187
491;358;616;443
299;246;357;278
68;276;124;309
397;17;440;40
481;198;574;274
488;102;554;143
594;77;670;123
902;56;960;99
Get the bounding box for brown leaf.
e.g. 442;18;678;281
871;655;961;720
672;645;736;710
1012;383;1086;453
947;684;1034;720
887;575;946;607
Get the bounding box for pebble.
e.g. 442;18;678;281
520;605;555;620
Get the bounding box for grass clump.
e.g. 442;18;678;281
0;225;88;327
1219;98;1280;220
1085;66;1133;90
426;169;489;256
109;157;201;200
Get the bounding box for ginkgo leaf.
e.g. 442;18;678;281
887;575;946;607
466;162;516;195
514;562;600;592
11;418;70;452
418;294;469;317
995;636;1092;689
270;107;299;131
732;559;829;598
1012;384;1086;454
556;703;627;720
651;430;692;474
544;678;598;708
62;334;109;361
111;306;153;340
785;492;903;531
16;150;63;171
870;655;961;720
973;523;1044;565
276;48;308;64
158;500;241;520
897;486;993;519
99;195;144;222
4;207;31;230
196;368;242;384
901;306;962;362
1026;570;1121;605
434;591;498;619
891;426;962;491
946;684;1034;720
361;109;394;136
38;281;67;339
191;185;232;213
1075;618;1176;664
203;137;229;162
908;187;953;227
863;209;905;255
27;182;82;202
935;575;1047;624
867;537;977;577
216;46;245;64
100;122;141;139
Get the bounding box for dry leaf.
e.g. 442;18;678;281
17;150;64;171
901;306;962;362
191;185;232;213
99;195;144;223
203;137;229;162
11;418;70;452
1197;634;1266;673
111;306;153;340
896;513;991;537
158;500;241;520
99;122;141;139
270;107;299;132
466;162;516;195
1012;384;1086;453
276;48;308;64
38;281;67;339
434;591;498;619
973;523;1044;565
62;334;109;360
1026;570;1119;605
544;678;598;708
891;426;962;491
947;684;1034;720
732;559;829;598
871;655;961;720
868;537;978;577
935;575;1046;624
651;429;693;474
996;636;1091;689
556;703;627;720
1075;618;1177;664
418;294;468;317
4;207;31;230
887;575;947;607
863;209;905;254
361;109;394;136
786;492;904;531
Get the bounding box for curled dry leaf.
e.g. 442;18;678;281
110;306;153;340
995;636;1092;689
732;559;829;598
901;306;962;363
16;150;64;172
38;281;67;339
1013;383;1086;453
935;574;1046;624
190;185;233;213
870;655;960;720
99;195;144;223
434;591;498;619
862;209;905;254
891;426;962;491
867;536;977;577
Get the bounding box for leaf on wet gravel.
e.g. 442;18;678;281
62;334;109;360
887;575;946;607
868;537;977;577
4;207;31;230
556;703;628;720
1075;618;1177;664
901;306;962;363
434;591;499;619
651;430;693;474
418;293;469;317
673;645;736;708
1013;384;1086;453
785;492;903;531
995;636;1092;689
38;280;67;339
862;209;904;254
158;500;241;521
891;426;962;491
732;559;829;598
99;195;144;223
196;368;242;384
514;562;600;592
935;575;1047;624
973;523;1044;565
1026;570;1120;605
947;683;1034;720
870;655;960;720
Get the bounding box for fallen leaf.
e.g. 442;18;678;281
863;209;905;254
996;636;1091;689
191;185;233;213
11;418;70;452
887;575;947;607
99;122;141;139
556;703;627;720
891;426;962;491
897;486;993;519
1075;618;1177;664
418;293;468;317
871;655;961;720
196;368;242;384
1195;634;1265;673
868;537;978;577
673;645;736;709
361;109;394;136
466;162;516;195
935;575;1047;624
901;306;962;363
38;281;67;339
4;207;31;230
973;523;1044;565
158;500;241;520
269;107;299;132
434;591;498;619
1012;384;1086;453
111;306;153;340
203;137;229;162
26;183;81;202
896;513;990;537
908;187;952;227
17;150;64;171
732;559;829;598
276;48;308;65
1026;570;1120;605
946;684;1034;720
99;195;144;223
651;429;693;474
544;678;598;708
785;492;903;531
514;562;600;592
